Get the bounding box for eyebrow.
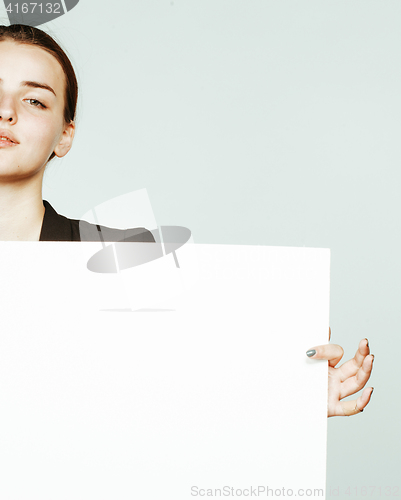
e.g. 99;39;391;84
0;78;56;97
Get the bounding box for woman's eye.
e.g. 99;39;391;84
24;99;46;109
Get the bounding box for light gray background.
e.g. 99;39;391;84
1;0;397;496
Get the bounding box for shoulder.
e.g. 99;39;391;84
39;200;155;243
73;218;156;243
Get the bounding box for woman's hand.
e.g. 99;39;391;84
306;329;374;417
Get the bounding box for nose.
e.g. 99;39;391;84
0;95;17;123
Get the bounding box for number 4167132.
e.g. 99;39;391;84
5;3;62;14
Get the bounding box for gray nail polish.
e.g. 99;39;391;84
306;349;316;357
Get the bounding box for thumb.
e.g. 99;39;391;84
306;343;344;367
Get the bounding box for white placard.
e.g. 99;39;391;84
0;243;329;499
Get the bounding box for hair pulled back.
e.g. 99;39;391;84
0;24;78;161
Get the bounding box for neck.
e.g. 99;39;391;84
0;172;46;241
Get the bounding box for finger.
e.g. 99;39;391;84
337;339;370;382
306;343;344;367
337;387;374;417
329;327;331;342
339;354;374;398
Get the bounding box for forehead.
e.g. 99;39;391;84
0;40;65;95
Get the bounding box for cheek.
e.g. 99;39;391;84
24;114;63;152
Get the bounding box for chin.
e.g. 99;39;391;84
0;161;45;180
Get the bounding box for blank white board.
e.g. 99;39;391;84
0;243;329;499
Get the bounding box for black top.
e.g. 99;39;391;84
39;200;155;243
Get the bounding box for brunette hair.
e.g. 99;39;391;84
0;24;78;161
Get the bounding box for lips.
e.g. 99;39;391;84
0;129;19;144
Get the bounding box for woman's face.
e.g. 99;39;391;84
0;41;74;182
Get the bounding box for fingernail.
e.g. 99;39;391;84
371;387;374;395
365;338;369;347
306;349;316;357
371;354;375;362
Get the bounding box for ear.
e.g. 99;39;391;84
53;121;75;158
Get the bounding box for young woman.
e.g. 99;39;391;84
0;24;374;416
0;24;154;243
